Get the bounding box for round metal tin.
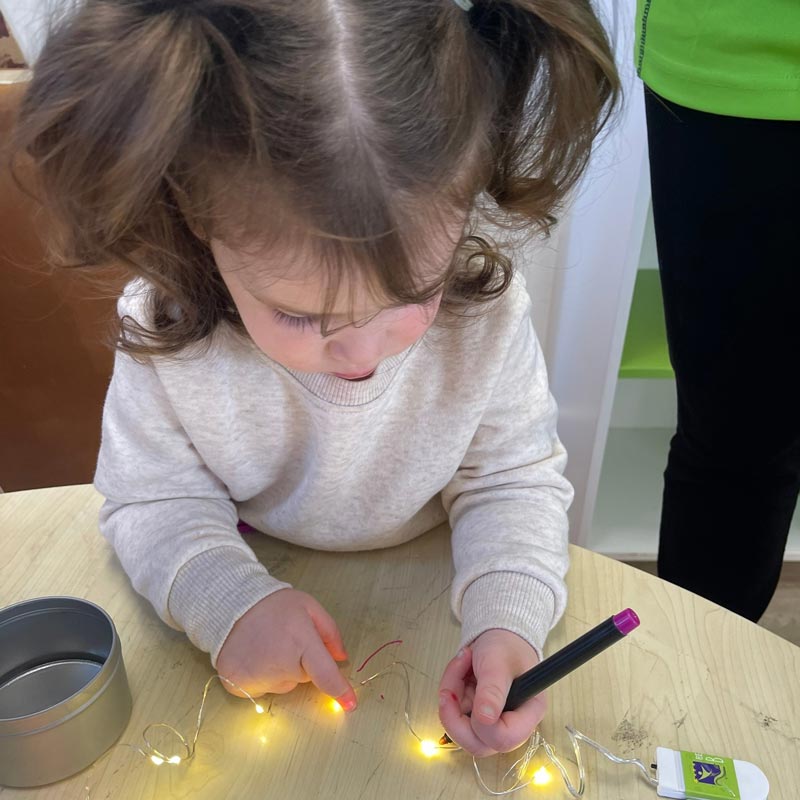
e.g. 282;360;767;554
0;597;132;787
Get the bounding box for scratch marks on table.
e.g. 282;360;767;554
356;757;385;800
628;637;659;658
673;712;688;729
562;611;593;628
347;737;368;750
740;703;800;744
611;714;652;753
410;582;451;623
277;704;316;726
758;713;778;730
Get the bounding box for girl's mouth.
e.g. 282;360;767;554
332;369;376;381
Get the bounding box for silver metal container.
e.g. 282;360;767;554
0;597;132;787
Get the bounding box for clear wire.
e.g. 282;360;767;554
124;674;264;765
356;659;460;752
471;725;659;796
120;652;657;798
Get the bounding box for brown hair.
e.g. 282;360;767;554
13;0;619;356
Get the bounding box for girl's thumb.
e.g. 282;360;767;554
472;657;513;724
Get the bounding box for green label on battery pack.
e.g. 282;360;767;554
680;751;741;799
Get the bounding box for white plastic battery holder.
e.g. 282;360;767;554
656;747;769;800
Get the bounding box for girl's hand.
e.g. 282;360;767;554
438;629;546;757
216;588;357;711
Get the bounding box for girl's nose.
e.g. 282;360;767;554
325;327;384;369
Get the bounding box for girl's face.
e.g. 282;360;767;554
212;225;461;379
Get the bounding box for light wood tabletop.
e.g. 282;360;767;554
1;484;798;798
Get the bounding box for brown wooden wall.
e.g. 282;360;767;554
1;79;118;491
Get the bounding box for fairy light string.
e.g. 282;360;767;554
128;642;658;797
125;674;264;767
354;657;657;796
470;726;659;796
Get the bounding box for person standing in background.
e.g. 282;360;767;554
636;1;800;620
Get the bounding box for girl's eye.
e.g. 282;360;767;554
273;310;314;331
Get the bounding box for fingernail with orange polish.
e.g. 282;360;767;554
339;696;357;712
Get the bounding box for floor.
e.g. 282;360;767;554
628;561;800;647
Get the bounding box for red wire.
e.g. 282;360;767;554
355;639;403;673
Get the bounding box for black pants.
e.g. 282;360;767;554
644;87;800;621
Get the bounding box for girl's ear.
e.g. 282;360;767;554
166;178;209;243
184;218;209;244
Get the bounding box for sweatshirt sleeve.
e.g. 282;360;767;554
441;310;574;659
94;347;290;666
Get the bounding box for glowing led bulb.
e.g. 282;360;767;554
149;753;181;766
259;735;267;745
254;703;264;714
532;766;551;786
420;739;438;757
330;699;343;713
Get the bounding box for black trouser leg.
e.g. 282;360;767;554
644;87;800;621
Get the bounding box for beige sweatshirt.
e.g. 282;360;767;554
94;274;573;666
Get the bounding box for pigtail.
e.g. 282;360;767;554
13;1;254;354
18;3;207;249
468;0;619;229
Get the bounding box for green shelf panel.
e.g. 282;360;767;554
619;268;674;379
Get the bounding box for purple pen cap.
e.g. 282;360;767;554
613;608;640;635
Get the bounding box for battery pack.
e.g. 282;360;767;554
655;747;769;800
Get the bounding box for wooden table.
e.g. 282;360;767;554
1;485;798;798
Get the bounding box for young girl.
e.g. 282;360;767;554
15;0;617;757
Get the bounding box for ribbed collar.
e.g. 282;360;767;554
223;322;422;407
280;343;419;406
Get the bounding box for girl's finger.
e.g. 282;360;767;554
462;682;476;713
438;687;498;758
438;646;472;703
306;596;349;662
300;638;357;711
470;692;548;754
437;647;497;758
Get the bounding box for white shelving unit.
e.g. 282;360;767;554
589;208;800;560
594;424;800;561
544;0;652;552
590;206;675;561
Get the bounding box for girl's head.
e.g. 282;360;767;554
14;0;618;368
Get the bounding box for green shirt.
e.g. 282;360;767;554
635;0;800;120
